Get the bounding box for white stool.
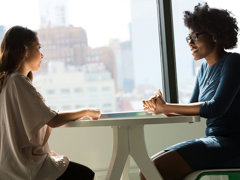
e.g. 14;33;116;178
184;169;240;180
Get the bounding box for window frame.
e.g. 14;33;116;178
157;0;179;103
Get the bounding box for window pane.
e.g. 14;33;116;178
171;0;202;103
0;0;162;113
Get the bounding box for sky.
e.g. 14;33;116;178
0;0;40;28
0;0;131;48
0;0;239;47
68;0;131;47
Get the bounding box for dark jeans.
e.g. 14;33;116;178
57;161;95;180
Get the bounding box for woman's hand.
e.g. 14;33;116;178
142;89;166;115
48;109;101;127
85;109;101;120
141;89;203;116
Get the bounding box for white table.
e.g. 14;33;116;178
63;114;200;180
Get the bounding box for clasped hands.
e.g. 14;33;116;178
142;89;166;115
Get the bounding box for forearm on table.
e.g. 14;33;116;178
163;102;204;115
47;110;88;128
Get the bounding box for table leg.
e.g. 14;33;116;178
129;125;164;180
106;126;129;180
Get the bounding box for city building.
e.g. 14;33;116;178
37;26;88;72
34;61;116;113
109;39;135;93
87;46;117;89
39;0;69;27
130;0;162;90
120;41;135;93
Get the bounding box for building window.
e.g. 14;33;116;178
88;87;97;93
102;87;111;92
102;103;112;108
61;89;70;94
74;88;83;93
46;89;55;95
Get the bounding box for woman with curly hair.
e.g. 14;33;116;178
141;3;240;180
0;26;101;179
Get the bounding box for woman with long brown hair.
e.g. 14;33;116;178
0;26;100;180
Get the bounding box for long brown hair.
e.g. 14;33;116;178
0;26;38;92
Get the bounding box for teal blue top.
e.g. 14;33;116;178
190;52;240;136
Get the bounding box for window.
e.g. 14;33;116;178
75;104;84;109
61;105;72;111
61;89;70;94
46;89;55;95
0;0;164;113
102;103;112;108
74;88;83;93
88;87;97;93
102;87;111;92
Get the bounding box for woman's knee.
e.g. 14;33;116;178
88;168;95;180
57;161;95;180
139;150;193;180
152;150;193;180
74;163;95;179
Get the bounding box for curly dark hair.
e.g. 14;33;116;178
184;3;238;49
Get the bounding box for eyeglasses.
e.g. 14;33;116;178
186;32;206;43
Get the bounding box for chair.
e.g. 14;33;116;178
184;169;240;180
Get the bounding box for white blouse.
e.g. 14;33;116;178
0;72;69;180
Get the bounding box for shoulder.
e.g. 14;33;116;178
7;72;34;91
227;52;240;58
8;72;31;85
7;73;45;101
221;52;240;76
224;52;240;66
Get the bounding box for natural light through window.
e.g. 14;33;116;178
0;0;162;113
